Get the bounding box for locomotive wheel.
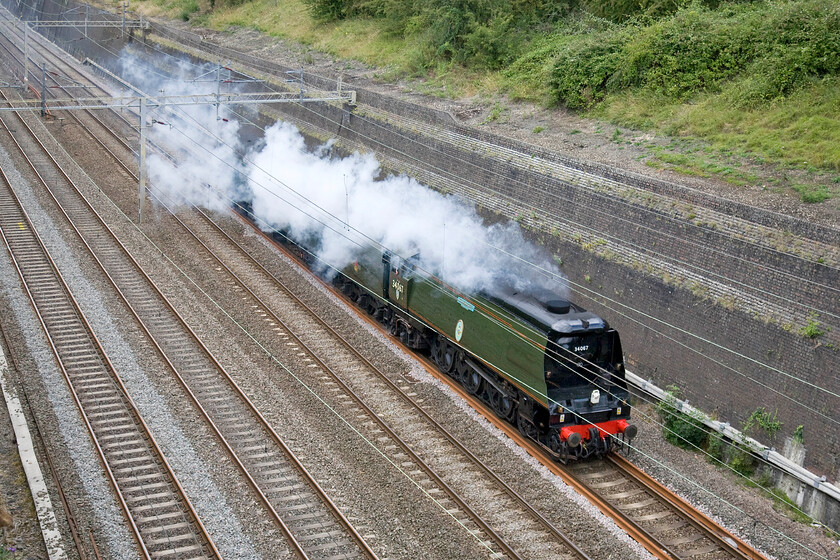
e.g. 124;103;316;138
490;390;516;421
517;415;538;440
441;342;456;373
357;293;373;313
454;355;470;383
431;338;444;367
462;368;483;395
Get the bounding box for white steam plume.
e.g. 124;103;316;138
116;49;568;298
118;53;246;213
247;121;568;297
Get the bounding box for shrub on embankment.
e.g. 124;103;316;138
144;0;840;173
293;0;840;171
548;1;840;110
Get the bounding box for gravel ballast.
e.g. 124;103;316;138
0;16;837;560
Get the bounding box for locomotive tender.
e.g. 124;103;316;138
326;243;635;462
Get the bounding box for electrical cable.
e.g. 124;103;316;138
142;90;840;410
105;128;838;558
4;14;832;556
139;126;839;544
35;7;840;294
49;13;840;343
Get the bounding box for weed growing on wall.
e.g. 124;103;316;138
656;385;709;450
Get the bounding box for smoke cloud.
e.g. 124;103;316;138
117;49;569;299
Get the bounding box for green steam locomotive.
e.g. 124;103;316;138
334;247;637;462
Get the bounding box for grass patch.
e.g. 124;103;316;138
792;183;833;203
179;0;199;20
640;145;759;185
596;77;840;173
800;314;826;338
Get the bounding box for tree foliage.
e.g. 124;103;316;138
299;0;840;110
550;0;840;108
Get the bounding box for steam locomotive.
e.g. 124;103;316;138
237;203;636;462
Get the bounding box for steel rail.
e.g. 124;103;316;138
196;205;593;558
418;348;769;560
5;31;520;558
0;106;309;560
0;31;519;559
609;454;761;560
0;74;376;560
6;38;571;552
231;215;678;560
0;17;767;559
0;165;220;560
0;23;378;559
241;215;772;560
154;202;540;560
0;81;518;557
0;324;90;560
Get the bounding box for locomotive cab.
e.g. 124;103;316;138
545;316;635;459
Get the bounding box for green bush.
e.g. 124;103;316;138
304;0;578;69
615;6;759;98
583;0;764;21
302;0;361;21
800;314;826;337
743;407;783;439
179;0;199;20
656;385;709;450
548;0;840;107
729;444;756;476
549;29;631;109
707;431;726;463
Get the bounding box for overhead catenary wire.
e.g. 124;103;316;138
110;170;840;560
103;72;833;466
158;50;840;324
135;83;840;412
13;0;840;418
78;38;840;414
60;6;840;320
115;63;840;552
173;30;840;283
82;41;836;498
138;110;840;552
74;49;840;494
4;17;832;556
127;81;840;547
18;0;838;289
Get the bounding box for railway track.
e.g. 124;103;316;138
173;199;770;560
0;28;528;558
415;346;768;560
0;159;218;559
0;44;378;559
0;27;586;558
0;15;773;560
148;199;592;560
0;14;142;163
